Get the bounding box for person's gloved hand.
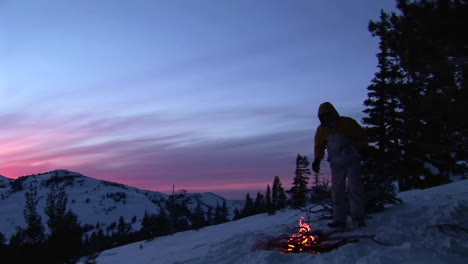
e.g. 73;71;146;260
312;158;321;173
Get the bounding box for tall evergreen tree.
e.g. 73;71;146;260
214;203;223;224
140;206;170;238
288;154;311;209
140;211;158;238
265;185;275;215
23;187;46;245
192;203;208;229
241;193;255;217
253;192;266;214
167;188;191;233
221;200;229;223
0;232;6;248
364;0;467;192
45;185;84;263
363;9;406;210
45;185;68;233
272;176;287;210
233;207;242;221
214;200;229;224
117;216;129;234
206;207;214;225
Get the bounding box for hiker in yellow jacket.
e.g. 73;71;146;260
312;102;368;229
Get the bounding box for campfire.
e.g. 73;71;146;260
252;216;366;254
285;217;320;254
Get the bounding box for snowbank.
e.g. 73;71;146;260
88;180;468;264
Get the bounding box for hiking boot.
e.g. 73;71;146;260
327;221;346;228
353;218;366;228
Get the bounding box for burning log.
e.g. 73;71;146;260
285;217;321;253
252;217;373;253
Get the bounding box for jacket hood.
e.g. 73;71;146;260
318;102;340;124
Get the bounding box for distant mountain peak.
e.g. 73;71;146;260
0;169;240;242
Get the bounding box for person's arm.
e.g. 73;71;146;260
314;125;328;161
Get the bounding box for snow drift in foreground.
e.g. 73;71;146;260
87;180;468;264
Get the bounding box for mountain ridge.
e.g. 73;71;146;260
0;169;241;240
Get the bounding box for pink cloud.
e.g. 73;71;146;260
0;111;316;198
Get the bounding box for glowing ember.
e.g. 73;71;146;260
285;217;320;254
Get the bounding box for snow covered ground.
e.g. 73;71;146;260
86;180;468;264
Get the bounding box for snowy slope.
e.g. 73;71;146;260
0;170;239;240
86;180;468;264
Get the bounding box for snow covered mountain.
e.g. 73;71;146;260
0;169;240;240
81;179;468;264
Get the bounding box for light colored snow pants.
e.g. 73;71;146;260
330;162;365;223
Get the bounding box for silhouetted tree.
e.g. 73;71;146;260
0;232;6;259
214;203;223;224
191;203;208;229
42;185;86;263
241;193;255;217
364;0;467;193
0;232;6;247
233;208;242;220
167;188;191;233
288;154;311;209
45;185;68;233
221;200;229;223
266;185;275;215
115;216;131;245
272;176;287;210
140;206;171;239
254;192;266;214
23;187;46;245
213;201;229;224
206;207;214;225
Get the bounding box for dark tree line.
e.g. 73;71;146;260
234;175;290;220
3;185;233;263
363;0;467;197
7;186;85;264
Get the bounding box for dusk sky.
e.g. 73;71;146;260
0;0;397;198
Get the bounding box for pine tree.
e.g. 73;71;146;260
116;216;130;244
192;203;207;229
233;208;242;220
364;0;467;192
206;207;214;225
0;232;6;248
140;206;170;239
288;154;311;209
272;176;287;210
363;9;406;210
23;187;46;245
140;211;157;238
241;193;255;217
214;203;223;224
278;187;287;210
167;188;191;233
45;184;68;233
393;0;467;187
49;210;84;262
266;185;275;215
253;192;266;214
0;231;7;260
221;200;229;223
44;184;86;262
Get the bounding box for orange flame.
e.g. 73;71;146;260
285;217;319;254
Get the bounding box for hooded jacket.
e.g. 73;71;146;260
314;102;367;163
